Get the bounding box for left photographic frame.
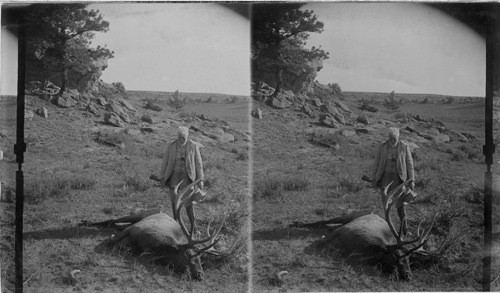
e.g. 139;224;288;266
1;3;251;292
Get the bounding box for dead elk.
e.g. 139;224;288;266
81;180;223;280
299;180;435;281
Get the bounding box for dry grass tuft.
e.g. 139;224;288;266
253;173;310;200
25;174;96;203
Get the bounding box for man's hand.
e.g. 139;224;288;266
198;180;204;190
409;181;415;190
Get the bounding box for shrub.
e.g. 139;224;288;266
359;99;378;112
168;90;186;109
451;152;467;162
144;97;163;111
112;82;126;95
445;96;454;104
383;91;401;110
458;144;482;161
328;83;344;100
236;151;249;161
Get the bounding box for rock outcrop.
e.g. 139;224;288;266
253;58;324;94
26;55;110;94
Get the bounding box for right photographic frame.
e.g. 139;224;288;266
250;2;499;292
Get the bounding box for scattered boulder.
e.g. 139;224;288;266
340;129;356;137
105;101;125;116
198;114;211;122
294;94;307;104
104;113;125;127
95;96;107;106
356;116;369;125
405;126;420;135
319;114;340;128
140;127;156;133
355;127;374;135
119;99;136;112
445;129;469;142
424;133;450;144
25;110;35;120
301;104;315;117
36;107;49;118
311;98;323;107
105;101;130;123
461;132;475;141
252;108;263;119
54;96;78;108
319;103;340;116
281;90;295;101
404;141;420;151
309;138;340;150
270;97;292;109
125;128;141;136
141;115;154;124
414;115;427;122
335;100;352;113
79;92;93;104
208;132;235;143
227;128;252;142
86;104;100;116
333;113;346;124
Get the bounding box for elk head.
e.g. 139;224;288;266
382;180;435;281
170;179;224;280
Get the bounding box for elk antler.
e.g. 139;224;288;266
383;180;408;243
173;179;225;254
383;179;436;255
400;213;437;257
191;214;226;258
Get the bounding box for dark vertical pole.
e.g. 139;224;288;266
482;4;498;292
14;12;27;293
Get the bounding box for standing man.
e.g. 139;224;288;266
156;126;204;234
372;127;416;236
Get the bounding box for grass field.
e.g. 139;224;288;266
251;91;500;291
0;92;250;292
1;88;499;292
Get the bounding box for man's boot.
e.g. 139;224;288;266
397;206;408;236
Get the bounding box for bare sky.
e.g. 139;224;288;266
305;3;486;97
90;3;250;96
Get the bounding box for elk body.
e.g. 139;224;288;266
302;180;434;280
82;180;222;280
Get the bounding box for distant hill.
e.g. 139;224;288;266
127;90;250;103
343;91;483;104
